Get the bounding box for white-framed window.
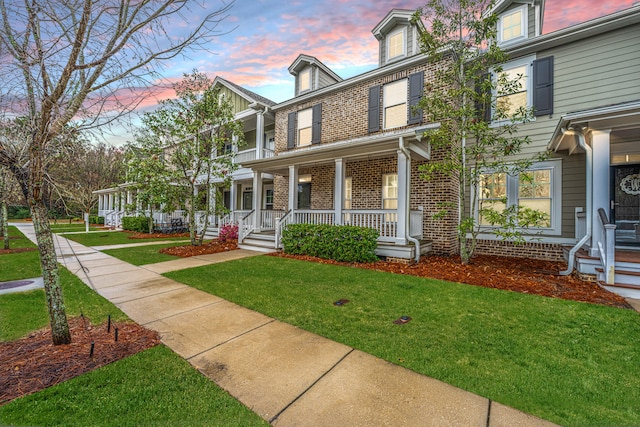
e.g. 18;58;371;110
382;173;398;209
297;108;312;147
498;5;527;44
386;28;406;61
299;68;311;93
383;79;407;129
492;55;534;123
477;160;561;235
344;177;352;210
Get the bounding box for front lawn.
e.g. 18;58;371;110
165;255;640;427
0;345;267;427
102;242;185;265
64;230;188;247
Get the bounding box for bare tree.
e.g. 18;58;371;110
0;0;235;344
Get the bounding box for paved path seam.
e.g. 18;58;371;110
268;348;356;424
186;319;277;360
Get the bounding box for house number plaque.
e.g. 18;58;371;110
620;173;640;195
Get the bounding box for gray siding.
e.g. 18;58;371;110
318;69;335;89
379;23;416;66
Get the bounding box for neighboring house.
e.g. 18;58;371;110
95;76;276;232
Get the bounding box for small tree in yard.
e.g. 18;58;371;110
129;71;244;246
414;0;549;264
0;1;235;345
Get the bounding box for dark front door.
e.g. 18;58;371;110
612;164;640;246
298;183;311;209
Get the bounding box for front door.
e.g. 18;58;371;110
612;164;640;246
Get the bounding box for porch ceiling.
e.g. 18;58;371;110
242;129;429;174
549;101;640;154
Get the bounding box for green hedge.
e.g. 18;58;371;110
7;206;30;219
122;216;149;233
282;223;379;263
88;215;104;225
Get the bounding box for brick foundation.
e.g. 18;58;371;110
473;239;565;262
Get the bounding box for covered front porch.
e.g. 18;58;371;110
240;128;435;260
551;101;640;297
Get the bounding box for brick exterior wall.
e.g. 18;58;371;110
474;240;565;262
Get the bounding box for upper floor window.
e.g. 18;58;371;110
498;6;526;44
297;108;312;147
386;28;406;61
492;55;534;122
383;79;407;129
299;68;311;93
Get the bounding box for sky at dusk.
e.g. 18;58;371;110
110;0;636;145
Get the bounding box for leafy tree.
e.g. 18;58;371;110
0;167;9;249
0;0;235;345
128;71;244;245
414;0;548;264
54;142;126;218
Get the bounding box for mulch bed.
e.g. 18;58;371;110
0;247;37;255
0;317;160;405
159;239;238;257
271;252;632;309
125;231;190;239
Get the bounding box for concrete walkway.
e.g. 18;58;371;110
13;223;556;427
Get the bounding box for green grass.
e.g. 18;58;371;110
0;345;268;427
165;256;640;427
0;227;41;282
102;242;185;265
0;267;129;342
50;223;106;233
64;230;188;247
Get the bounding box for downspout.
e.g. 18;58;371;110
399;136;421;262
560;126;591;275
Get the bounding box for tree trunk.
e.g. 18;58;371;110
30;200;71;345
1;202;8;250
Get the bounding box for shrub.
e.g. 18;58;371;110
282;224;379;263
122;216;149;233
7;206;30;219
219;223;238;242
88;215;105;225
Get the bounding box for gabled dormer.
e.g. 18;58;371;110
492;0;545;45
372;9;425;67
288;54;342;97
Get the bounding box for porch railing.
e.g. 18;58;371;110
261;209;286;230
598;208;616;284
343;210;395;242
238;209;255;243
295;210;335;225
195;211;217;235
104;210;124;228
275;210;293;249
235;149;256;164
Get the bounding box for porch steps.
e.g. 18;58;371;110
570;246;640;299
595;267;640;299
238;232;277;253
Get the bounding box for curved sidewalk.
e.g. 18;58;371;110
14;223;556;427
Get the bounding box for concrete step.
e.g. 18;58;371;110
238;242;277;253
599;281;640;299
596;268;640;286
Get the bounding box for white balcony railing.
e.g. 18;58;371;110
261;209;286;230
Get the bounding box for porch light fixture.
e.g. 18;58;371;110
414;122;441;142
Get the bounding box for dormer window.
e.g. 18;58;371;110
386;28;406;61
498;6;527;44
299;68;311;93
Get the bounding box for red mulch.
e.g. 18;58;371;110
270;252;632;309
0;317;160;405
125;231;190;239
159;239;238;257
0;247;37;255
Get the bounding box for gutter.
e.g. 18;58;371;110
560;126;591;276
399;136;421;262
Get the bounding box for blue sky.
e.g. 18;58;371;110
109;0;635;145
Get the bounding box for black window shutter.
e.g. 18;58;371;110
287;112;296;149
311;103;322;144
408;71;424;125
368;85;381;133
533;56;554;117
475;73;492;122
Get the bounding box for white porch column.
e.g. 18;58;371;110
126;191;132;212
108;193;114;211
256;110;264;160
590;129;612;257
98;195;103;212
334;159;344;225
288;165;299;212
230;183;237;213
253;172;263;231
396;148;409;245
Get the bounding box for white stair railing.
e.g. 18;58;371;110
598;208;616;284
238;210;255;243
275;210;293;249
